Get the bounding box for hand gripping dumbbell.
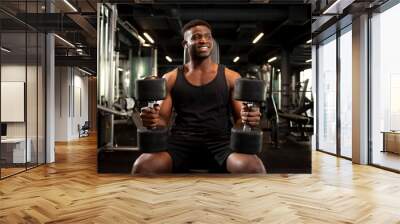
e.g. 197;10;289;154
135;76;168;153
230;78;267;154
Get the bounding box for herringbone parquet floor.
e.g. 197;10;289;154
1;135;400;224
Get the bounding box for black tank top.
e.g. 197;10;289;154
170;64;232;138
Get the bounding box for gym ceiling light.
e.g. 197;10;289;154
1;47;11;53
54;34;75;48
306;39;312;44
165;56;172;63
233;56;240;63
76;48;83;55
252;32;264;44
63;0;78;12
137;35;146;44
268;57;277;63
306;59;312;63
143;32;154;44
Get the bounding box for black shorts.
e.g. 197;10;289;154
167;132;232;173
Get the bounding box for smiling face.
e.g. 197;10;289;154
183;25;214;61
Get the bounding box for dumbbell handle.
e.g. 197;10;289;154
147;101;157;109
242;102;254;131
145;101;158;130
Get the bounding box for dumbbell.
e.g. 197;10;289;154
230;78;267;154
135;76;168;153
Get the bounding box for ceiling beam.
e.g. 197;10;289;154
55;55;96;69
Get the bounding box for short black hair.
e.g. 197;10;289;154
181;19;212;36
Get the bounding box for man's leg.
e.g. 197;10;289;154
131;152;173;174
226;153;266;174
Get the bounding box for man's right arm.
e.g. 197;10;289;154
139;69;177;128
157;70;177;127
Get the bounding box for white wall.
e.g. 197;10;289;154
1;64;26;141
1;64;35;137
71;72;89;139
1;63;46;164
55;66;69;141
55;66;89;141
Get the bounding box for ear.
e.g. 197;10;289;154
181;40;187;48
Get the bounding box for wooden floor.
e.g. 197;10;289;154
1;164;44;178
1;167;26;178
1;135;400;223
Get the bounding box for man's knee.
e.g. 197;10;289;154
227;153;266;174
131;152;173;174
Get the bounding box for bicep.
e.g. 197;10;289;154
158;92;173;124
158;71;176;124
231;97;242;123
228;70;242;123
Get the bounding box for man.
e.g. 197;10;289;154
132;20;266;174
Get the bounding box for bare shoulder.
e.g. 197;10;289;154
224;67;241;89
162;68;178;81
162;68;178;91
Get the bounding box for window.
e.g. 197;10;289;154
370;3;400;171
339;26;352;158
317;35;337;154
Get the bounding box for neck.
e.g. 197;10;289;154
188;57;213;71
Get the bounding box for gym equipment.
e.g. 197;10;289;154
244;64;261;80
135;76;168;153
264;96;280;148
278;79;313;141
230;78;267;154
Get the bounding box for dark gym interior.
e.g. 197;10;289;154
97;2;313;173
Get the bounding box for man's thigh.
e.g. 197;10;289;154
168;135;231;173
167;138;202;172
206;138;232;173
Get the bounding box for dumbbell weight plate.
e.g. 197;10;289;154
233;78;267;102
137;127;168;153
230;127;263;154
135;78;167;102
